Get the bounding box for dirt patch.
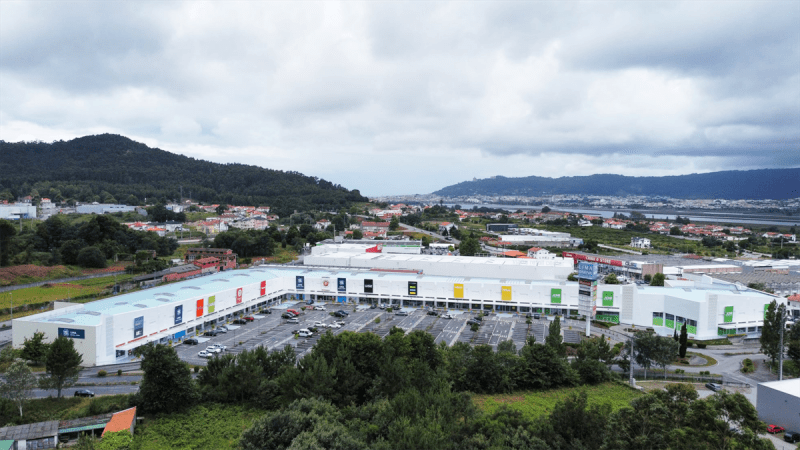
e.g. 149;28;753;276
0;265;66;283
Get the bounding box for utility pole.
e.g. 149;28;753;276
628;334;635;387
779;306;786;380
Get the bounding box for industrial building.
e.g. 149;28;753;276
12;254;786;366
757;379;800;434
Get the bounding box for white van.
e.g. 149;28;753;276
298;329;313;338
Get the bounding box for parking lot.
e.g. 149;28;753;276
176;302;561;364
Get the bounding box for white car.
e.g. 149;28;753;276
208;344;227;352
298;329;313;338
198;350;212;358
287;317;299;324
205;346;222;353
313;305;326;311
441;314;454;319
328;323;342;329
313;321;327;328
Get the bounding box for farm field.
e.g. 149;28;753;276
0;274;132;322
0;263;128;287
472;382;642;419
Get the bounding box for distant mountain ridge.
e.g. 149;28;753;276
0;134;368;217
433;168;800;200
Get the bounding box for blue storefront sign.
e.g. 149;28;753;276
174;305;183;325
578;262;598;280
58;327;85;339
338;296;346;303
296;276;305;290
337;278;346;292
133;316;144;339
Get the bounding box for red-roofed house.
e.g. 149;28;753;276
503;250;527;258
362;222;390;233
527;247;554;259
102;407;136;437
438;222;457;234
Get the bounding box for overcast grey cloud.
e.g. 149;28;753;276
1;1;798;196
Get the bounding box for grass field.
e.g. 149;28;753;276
472;382;642;419
133;404;264;450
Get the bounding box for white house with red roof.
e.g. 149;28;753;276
438;222;457;234
527;247;554;259
315;219;331;231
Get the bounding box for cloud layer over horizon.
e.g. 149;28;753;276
1;1;798;196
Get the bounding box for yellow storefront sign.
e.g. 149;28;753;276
501;286;512;301
454;283;464;299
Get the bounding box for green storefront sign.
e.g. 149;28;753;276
208;295;216;314
652;317;663;326
550;289;562;304
687;325;697;334
764;304;769;320
723;306;733;323
596;314;620;324
718;328;735;336
665;319;675;329
602;291;613;306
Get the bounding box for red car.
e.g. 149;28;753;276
767;425;785;434
287;309;300;316
243;316;255;322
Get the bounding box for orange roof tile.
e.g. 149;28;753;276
103;407;136;436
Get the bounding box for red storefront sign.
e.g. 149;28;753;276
196;299;204;318
260;281;266;296
562;252;623;267
236;288;243;304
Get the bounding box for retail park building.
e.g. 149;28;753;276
12;241;792;366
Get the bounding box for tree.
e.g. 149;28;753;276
669;226;683;236
787;321;800;368
673;329;679;342
0;219;18;267
134;344;199;414
545;316;564;356
215;204;227;215
389;216;400;231
649;273;665;286
40;336;83;398
352;229;363;239
679;323;688;358
21;331;49;365
76;246;107;268
0;361;38;416
604;273;620;284
459;237;480;256
541;206;551;213
761;300;787;368
627;332;662;379
654;336;680;379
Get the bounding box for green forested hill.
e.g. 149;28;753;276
434;168;800;200
0;134;368;217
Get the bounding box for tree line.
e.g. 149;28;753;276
0;215;178;268
124;320;770;449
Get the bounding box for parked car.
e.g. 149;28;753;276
532;313;542;319
262;309;272;314
427;310;438;316
184;338;199;345
243;316;255;322
313;305;326;311
298;329;313;338
287;317;300;324
467;319;481;326
208;344;227;352
379;304;387;309
198;350;212;358
336;310;350;316
206;346;222;354
281;313;294;319
473;315;483;321
767;425;785;434
705;382;722;392
370;304;377;309
74;389;95;397
287;309;301;316
204;330;220;337
441;314;453;319
785;431;800;443
232;319;248;325
313;321;327;328
217;326;229;333
307;326;319;333
329;323;342;329
395;310;409;316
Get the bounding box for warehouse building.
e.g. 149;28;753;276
757;379;800;434
12;258;786;366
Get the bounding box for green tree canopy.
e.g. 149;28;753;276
0;361;38;417
134;344;199;414
40;336;83;398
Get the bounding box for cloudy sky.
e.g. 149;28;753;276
1;1;798;196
